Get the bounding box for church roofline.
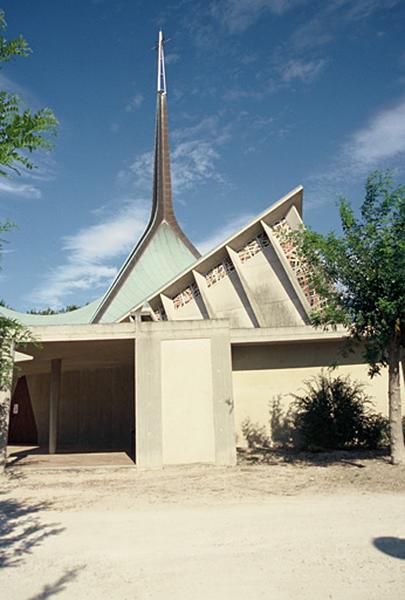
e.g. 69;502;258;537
118;185;304;322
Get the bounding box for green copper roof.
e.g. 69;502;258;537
0;297;101;326
98;221;197;323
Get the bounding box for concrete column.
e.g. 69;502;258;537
192;269;215;319
135;330;163;469
211;331;237;466
49;358;62;454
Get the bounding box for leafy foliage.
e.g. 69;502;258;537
241;417;270;449
292;171;405;463
293;171;405;375
27;304;82;315
292;372;388;451
0;11;57;176
0;317;33;390
269;396;296;448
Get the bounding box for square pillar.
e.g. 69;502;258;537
49;358;62;454
135;335;163;469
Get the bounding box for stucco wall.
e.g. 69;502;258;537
27;365;134;453
232;341;405;447
161;339;215;464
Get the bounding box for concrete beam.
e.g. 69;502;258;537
160;293;175;321
226;245;264;327
192;269;215;319
230;325;347;345
49;358;62;454
30;322;136;343
260;220;311;319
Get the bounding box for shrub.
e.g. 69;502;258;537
269;396;297;448
292;372;386;451
359;413;389;450
241;417;270;448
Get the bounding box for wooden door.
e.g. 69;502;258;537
8;376;38;445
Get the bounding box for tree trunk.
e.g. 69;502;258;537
388;338;405;465
0;344;14;474
0;383;12;472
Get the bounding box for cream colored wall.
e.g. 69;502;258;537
232;341;404;447
161;338;215;464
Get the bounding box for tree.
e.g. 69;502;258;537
0;11;57;176
294;170;405;464
0;12;57;470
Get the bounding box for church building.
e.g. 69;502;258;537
2;32;401;468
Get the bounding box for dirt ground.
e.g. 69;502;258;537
1;454;405;599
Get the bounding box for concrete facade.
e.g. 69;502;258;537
135;320;236;469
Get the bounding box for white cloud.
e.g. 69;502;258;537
211;0;299;33
63;202;148;263
125;93;144;112
0;179;42;199
165;52;180;65
343;97;405;167
121;114;230;196
196;212;255;254
31;200;149;308
304;96;405;209
172;140;223;191
281;58;326;84
31;263;117;308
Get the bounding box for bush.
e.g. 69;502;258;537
241;417;270;448
292;372;387;451
269;396;297;448
359;413;390;450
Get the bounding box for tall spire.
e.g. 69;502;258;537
90;30;199;323
148;29;199;255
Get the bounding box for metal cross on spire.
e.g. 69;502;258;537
156;30;167;95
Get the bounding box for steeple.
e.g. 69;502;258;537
91;30;199;323
146;30;199;255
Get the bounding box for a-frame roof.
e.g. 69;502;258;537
120;186;309;329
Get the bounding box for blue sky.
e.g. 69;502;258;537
0;0;404;311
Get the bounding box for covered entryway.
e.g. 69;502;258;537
9;325;137;464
